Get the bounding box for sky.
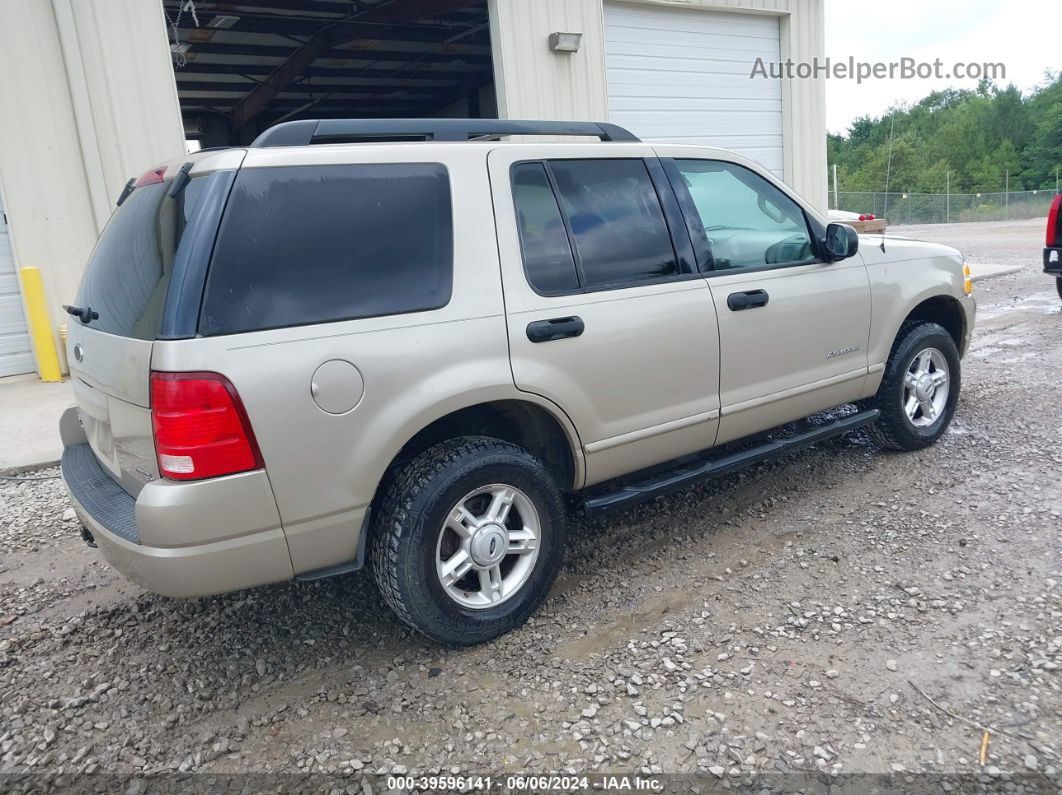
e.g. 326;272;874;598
825;0;1062;135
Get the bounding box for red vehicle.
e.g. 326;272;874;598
1046;194;1062;301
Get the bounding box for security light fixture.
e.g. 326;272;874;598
549;32;582;53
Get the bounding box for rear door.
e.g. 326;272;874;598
67;154;240;495
659;152;872;444
488;144;721;487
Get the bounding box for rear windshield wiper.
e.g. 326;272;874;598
63;304;99;324
116;178;136;207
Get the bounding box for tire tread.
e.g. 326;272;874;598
370;436;563;645
864;320;959;451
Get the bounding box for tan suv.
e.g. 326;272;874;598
60;119;975;645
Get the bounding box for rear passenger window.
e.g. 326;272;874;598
549;159;677;289
510;159;679;294
512;163;579;293
199;163;452;336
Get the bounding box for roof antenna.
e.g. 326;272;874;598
880;112;896;253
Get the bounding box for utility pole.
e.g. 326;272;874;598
1005;169;1009;220
832;164;839;210
946;170;950;224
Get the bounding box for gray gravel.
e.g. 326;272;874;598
0;219;1059;791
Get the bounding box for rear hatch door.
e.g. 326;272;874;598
68;153;242;496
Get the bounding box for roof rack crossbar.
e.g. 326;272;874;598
250;119;639;147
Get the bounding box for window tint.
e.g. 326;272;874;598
512;163;579;293
199;163;452;336
675;160;813;270
548;159;677;289
75;177;208;339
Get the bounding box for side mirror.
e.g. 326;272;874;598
823;223;859;262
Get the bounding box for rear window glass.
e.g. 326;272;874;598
75;177;207;339
199;163;453;336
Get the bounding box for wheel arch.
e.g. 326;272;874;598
898;294;966;353
381;398;584;497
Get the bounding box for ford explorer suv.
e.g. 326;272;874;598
60;119;976;645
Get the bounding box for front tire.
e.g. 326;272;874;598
865;321;961;451
371;436;566;646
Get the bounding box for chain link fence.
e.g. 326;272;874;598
829;189;1059;226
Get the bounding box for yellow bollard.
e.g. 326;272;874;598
18;267;62;382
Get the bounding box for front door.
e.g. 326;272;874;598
661;155;872;444
487;145;721;486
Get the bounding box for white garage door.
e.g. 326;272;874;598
603;2;785;178
0;195;34;377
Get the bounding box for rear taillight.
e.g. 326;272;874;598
1048;195;1061;247
150;372;263;481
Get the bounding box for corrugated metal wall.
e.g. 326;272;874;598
0;0;185;374
778;0;826;212
489;0;610;121
489;0;826;210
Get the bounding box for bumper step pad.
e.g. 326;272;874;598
61;444;140;544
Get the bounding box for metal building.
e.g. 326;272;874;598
0;0;825;378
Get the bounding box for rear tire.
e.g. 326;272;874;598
1056;278;1062;303
370;436;566;646
865;321;961;451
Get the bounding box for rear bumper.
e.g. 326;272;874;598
61;438;294;598
1045;247;1061;275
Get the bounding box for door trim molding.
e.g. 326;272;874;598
722;367;867;416
584;408;720;455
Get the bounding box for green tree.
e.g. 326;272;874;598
828;74;1061;195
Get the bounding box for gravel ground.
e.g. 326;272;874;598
0;219;1059;792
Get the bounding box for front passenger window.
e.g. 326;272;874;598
675;160;813;271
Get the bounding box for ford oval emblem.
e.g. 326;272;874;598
72;343;84;363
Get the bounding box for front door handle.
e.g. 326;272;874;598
526;316;585;343
727;289;769;311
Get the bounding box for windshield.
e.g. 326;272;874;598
74;177;207;339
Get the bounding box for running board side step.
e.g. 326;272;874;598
583;408;879;514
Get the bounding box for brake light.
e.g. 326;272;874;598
150;372;263;481
1048;195;1061;247
134;166;167;188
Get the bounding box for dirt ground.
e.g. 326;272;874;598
0;219;1059;792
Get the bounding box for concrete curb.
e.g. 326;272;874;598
0;460;61;477
968;263;1023;282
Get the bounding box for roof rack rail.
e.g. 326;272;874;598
250;118;640;147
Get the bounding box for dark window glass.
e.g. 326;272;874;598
511;163;579;293
548;159;677;288
675;160;813;270
199;163;452;336
75;177;207;339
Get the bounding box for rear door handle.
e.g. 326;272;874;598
526;316;585;343
727;289;769;311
